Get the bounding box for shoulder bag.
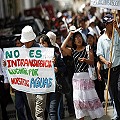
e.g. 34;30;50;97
86;45;97;80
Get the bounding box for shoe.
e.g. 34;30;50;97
112;117;120;120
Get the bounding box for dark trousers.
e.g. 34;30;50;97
46;92;61;120
109;65;120;118
0;82;9;120
94;79;105;103
58;76;74;119
15;91;33;120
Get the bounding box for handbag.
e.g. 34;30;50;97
86;45;97;80
88;65;97;80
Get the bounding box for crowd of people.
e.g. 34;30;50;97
0;3;120;120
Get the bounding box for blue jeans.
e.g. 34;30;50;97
46;92;61;120
15;91;33;120
58;95;64;120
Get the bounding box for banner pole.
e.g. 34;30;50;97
105;10;117;115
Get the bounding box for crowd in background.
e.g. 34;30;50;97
0;2;120;120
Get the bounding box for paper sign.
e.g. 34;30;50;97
4;47;55;94
90;0;120;10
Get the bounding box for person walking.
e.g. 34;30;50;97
20;25;40;120
0;48;9;120
14;36;33;120
97;14;120;120
61;30;104;120
39;34;66;120
86;31;105;104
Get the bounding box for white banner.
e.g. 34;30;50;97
4;47;55;94
90;0;120;10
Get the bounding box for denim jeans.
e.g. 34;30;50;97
26;93;36;120
15;91;33;120
46;92;62;120
58;95;64;120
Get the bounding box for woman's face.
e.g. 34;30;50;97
74;34;83;46
16;39;23;47
39;38;48;47
87;35;94;46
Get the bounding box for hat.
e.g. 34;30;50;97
87;31;95;38
46;31;56;46
20;25;36;43
57;12;62;18
69;25;76;31
102;14;113;24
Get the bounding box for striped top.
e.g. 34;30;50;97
72;48;88;73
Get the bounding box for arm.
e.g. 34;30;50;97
96;61;102;80
99;55;111;68
61;32;73;56
54;53;66;78
78;48;94;65
78;46;94;65
88;49;94;65
0;49;9;83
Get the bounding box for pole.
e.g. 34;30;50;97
105;10;117;115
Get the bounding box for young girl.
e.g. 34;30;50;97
61;31;104;120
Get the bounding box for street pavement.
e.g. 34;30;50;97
0;102;113;120
0;90;114;120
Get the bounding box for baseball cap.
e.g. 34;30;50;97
102;14;113;24
87;31;95;38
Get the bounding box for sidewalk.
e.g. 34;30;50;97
0;101;113;120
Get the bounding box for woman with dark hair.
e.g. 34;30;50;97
39;34;53;47
39;34;61;55
39;34;66;120
72;31;87;48
61;31;104;120
86;31;105;104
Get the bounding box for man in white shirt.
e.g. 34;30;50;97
97;14;120;120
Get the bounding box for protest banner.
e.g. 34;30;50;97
90;0;120;10
4;47;55;94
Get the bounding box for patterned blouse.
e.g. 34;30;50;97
72;48;89;73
